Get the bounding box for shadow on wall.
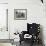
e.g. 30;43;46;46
40;25;45;46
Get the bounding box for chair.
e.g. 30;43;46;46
19;23;40;46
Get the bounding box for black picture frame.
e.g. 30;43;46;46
14;9;27;20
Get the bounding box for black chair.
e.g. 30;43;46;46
19;23;40;45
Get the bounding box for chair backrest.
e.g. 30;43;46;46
27;23;40;35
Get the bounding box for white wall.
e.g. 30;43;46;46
8;0;46;46
0;0;8;3
0;4;7;29
0;0;13;46
0;1;9;39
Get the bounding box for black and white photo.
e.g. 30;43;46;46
14;9;27;20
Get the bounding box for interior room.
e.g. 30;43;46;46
8;0;46;46
0;0;46;46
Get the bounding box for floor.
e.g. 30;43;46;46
0;43;43;46
0;43;14;46
0;39;43;46
0;41;43;46
19;41;43;46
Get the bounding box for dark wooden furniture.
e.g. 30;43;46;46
19;23;40;46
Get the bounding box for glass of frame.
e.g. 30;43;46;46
14;9;27;20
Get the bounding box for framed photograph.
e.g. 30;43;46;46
14;9;27;20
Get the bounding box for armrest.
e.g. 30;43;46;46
22;31;28;35
19;31;27;41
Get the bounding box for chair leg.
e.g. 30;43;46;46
30;39;34;46
20;41;21;45
30;41;34;46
